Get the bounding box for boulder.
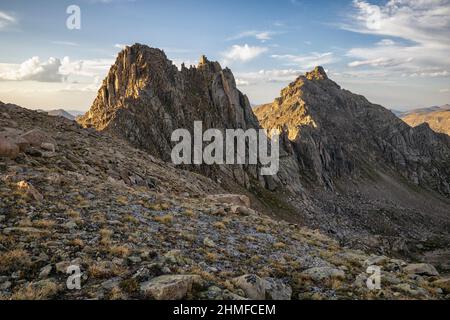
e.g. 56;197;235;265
20;129;56;147
300;267;345;281
263;278;292;300
140;274;202;300
207;194;251;207
232;274;266;300
404;263;439;276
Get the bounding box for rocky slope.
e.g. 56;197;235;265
1;102;450;300
400;105;450;136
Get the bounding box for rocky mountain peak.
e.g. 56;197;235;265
78;44;274;190
305;66;328;80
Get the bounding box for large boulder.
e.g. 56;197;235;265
232;274;266;300
404;263;439;276
300;267;345;281
20;129;56;148
140;274;201;300
263;278;292;300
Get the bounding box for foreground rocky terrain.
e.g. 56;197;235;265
1;102;450;300
400;105;450;136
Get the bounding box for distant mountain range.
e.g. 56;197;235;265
36;109;85;121
394;105;450;136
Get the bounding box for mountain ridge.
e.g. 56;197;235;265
78;44;450;265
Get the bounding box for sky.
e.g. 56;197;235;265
0;0;449;112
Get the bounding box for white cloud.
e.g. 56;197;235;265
0;57;64;82
227;30;277;42
114;43;129;49
0;56;113;84
271;52;337;69
439;88;449;93
343;0;450;78
236;69;301;85
235;79;250;86
222;44;268;64
0;11;16;29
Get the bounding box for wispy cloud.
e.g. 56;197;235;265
222;44;268;64
52;41;79;47
236;69;301;86
271;52;337;69
0;11;16;29
227;30;278;42
343;0;450;78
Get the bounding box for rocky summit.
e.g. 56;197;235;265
254;67;450;263
78;44;277;191
1;102;450;300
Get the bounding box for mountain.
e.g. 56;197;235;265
2;101;449;300
254;67;450;260
400;105;450;136
37;109;76;121
78;44;283;192
79;45;450;268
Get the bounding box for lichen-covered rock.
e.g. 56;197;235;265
232;274;266;300
404;263;439;276
140;275;201;300
263;278;292;300
300;267;345;281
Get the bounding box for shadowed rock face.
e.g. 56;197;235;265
255;67;450;196
78;44;282;190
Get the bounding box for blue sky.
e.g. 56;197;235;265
0;0;449;111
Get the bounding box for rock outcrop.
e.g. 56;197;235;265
78;44;282;191
255;67;450;196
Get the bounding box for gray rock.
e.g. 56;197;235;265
404;263;439;276
232;274;266;300
140;274;202;300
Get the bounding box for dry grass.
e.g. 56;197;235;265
10;280;58;300
70;238;84;247
0;249;31;273
213;221;226;230
109;245;131;258
273;242;286;249
88;262;124;279
33;219;56;229
154;214;174;224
